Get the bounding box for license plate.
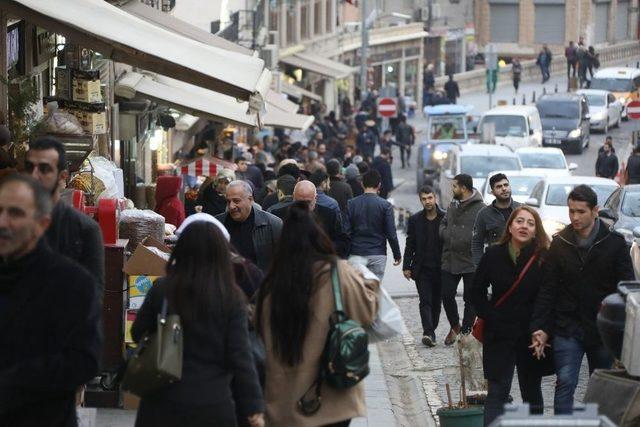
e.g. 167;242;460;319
547;138;561;145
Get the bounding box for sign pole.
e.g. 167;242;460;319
485;44;498;110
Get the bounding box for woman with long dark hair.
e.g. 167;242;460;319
471;206;554;425
131;221;264;427
257;201;379;427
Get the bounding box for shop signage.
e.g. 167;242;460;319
377;97;398;118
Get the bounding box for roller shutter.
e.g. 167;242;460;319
490;4;519;43
595;2;610;44
616;0;629;40
534;4;566;44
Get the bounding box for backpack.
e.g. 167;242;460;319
297;263;370;415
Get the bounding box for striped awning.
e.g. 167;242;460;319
179;156;236;177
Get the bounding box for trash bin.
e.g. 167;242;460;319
436;407;484;427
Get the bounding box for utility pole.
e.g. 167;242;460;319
359;0;368;101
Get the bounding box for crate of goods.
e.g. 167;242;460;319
55;67;72;100
73;69;102;103
73;110;106;134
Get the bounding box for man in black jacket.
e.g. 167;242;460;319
372;148;394;199
25;137;105;288
326;159;353;213
530;185;633;414
0;174;102;426
216;180;282;272
471;173;521;266
403;186;445;347
595;138;619;179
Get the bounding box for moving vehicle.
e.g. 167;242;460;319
481;170;545;205
515;147;577;177
526;176;619;235
537;93;591;154
576;89;622;132
599;185;640;245
476;106;542;150
590;67;640;119
437;144;522;207
415;141;458;191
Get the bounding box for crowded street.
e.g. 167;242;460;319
2;1;640;427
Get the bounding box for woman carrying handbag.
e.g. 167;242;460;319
471;206;554;426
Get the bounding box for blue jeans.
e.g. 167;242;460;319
349;255;387;281
553;335;613;414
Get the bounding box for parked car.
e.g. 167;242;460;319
590;67;640;119
576;89;622;132
537;93;591;154
476;105;542;150
437;144;522;207
481;170;545;205
526;176;619;235
599;185;640;245
515;147;577;177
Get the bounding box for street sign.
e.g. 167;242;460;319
377;97;397;118
628;100;640;120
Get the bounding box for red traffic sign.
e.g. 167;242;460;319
377;97;398;118
627;100;640;120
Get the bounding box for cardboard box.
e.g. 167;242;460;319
73;78;102;103
72;110;106;134
123;236;170;277
128;275;160;309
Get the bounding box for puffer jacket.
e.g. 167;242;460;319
440;189;485;274
530;219;634;346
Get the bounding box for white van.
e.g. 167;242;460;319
476;106;543;150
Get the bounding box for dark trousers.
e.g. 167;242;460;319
399;144;412;168
441;271;476;331
513;76;520;92
484;366;543;425
567;61;577;78
553;336;613;414
415;268;442;338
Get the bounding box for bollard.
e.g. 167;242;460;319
637;61;639;68
543;87;547;95
555;83;558;93
532;91;536;103
522;93;526;105
513;97;516;105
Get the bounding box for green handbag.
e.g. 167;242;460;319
298;263;370;415
121;299;183;397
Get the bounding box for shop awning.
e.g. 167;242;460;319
115;71;259;127
281;81;323;102
2;0;271;106
180;155;236;177
279;53;354;79
264;92;314;130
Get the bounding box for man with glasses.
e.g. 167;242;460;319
25;137;104;289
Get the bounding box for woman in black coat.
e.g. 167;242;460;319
131;221;264;427
471;206;553;426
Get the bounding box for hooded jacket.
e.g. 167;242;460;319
530;219;633;346
155;175;185;227
440;189;486;274
471;198;522;266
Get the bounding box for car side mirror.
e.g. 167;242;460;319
526;197;540;207
568;162;578;171
633;226;640;239
599;208;617;221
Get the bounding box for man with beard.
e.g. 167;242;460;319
25;137;104;288
440;174;485;345
216;180;282;272
403;186;445;347
471;173;521;266
0;174;102;426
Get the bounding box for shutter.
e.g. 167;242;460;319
490;4;519;43
616;0;629;40
595;2;610;44
534;4;565;44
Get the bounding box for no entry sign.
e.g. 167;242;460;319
377;97;398;118
627;100;640;120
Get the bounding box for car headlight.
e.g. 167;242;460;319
433;151;448;161
620;97;627;105
542;219;566;237
568;129;582;139
617;228;634;245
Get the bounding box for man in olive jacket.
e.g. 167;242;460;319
530;185;633;415
440;174;485;344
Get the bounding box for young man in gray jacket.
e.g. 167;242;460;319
440;174;485;344
471;173;521;266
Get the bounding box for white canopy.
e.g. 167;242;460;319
3;0;270;105
280;53;355;80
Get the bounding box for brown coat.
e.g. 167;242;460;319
261;260;380;427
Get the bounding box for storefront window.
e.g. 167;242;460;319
269;0;279;32
372;65;383;90
404;59;419;99
286;5;296;45
384;62;399;88
326;0;333;33
301;0;310;40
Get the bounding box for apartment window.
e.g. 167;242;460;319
286;5;296;44
301;0;310;40
326;0;334;33
314;0;322;35
268;0;279;31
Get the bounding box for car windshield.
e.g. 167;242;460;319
621;191;640;217
479;115;527;137
538;101;579;119
546;184;618;206
591;77;635;92
493;176;542;197
429;116;466;140
460;156;521;178
584;94;606;107
518;152;566;169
